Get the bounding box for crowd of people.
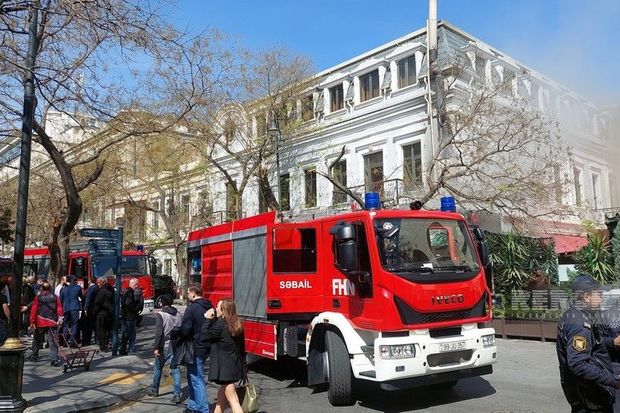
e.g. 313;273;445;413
1;270;246;413
0;271;144;359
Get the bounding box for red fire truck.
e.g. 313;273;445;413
24;246;156;314
187;206;497;406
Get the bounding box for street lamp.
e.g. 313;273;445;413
268;114;281;211
0;2;38;412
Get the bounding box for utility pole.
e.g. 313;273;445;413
0;2;39;412
268;114;282;211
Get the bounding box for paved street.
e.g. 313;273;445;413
111;337;567;413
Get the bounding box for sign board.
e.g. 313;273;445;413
87;238;118;256
80;228;121;239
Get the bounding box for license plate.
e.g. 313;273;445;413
439;340;466;352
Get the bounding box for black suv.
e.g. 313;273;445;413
152;274;176;308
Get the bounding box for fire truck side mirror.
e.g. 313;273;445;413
472;227;489;268
149;256;159;276
332;223;360;273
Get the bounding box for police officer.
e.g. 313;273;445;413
557;275;620;412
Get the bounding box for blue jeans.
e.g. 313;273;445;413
187;354;209;413
120;319;136;354
152;350;181;396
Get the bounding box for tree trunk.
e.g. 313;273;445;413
174;240;188;299
257;166;279;211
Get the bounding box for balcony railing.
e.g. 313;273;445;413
339;178;425;208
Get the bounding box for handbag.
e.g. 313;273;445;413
236;371;259;413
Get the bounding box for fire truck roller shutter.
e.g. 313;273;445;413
233;234;267;318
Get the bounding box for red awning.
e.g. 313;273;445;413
553;235;588;254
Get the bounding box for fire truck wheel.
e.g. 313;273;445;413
325;330;354;406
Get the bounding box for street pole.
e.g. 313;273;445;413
111;227;123;356
0;2;38;412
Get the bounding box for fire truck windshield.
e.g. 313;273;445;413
374;218;480;278
91;255;149;278
121;255;149;276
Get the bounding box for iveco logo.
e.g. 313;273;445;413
431;294;464;305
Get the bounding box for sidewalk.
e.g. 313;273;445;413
21;310;166;413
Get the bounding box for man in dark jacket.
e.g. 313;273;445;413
81;278;98;346
557;275;620;412
60;276;83;346
93;277;114;352
120;278;140;355
20;275;36;336
180;283;212;413
148;296;182;403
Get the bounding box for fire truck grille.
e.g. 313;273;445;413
394;294;486;325
427;350;474;367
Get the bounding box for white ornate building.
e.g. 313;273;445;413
1;21;617;281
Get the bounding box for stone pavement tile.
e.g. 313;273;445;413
23;353;152;413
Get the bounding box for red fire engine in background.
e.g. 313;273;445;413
24;245;156;314
187;202;497;406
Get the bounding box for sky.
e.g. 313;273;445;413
171;0;620;107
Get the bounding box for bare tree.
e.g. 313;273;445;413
108;128;211;294
0;2;227;279
318;46;565;219
198;47;315;215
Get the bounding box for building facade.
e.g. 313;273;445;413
1;21;617;283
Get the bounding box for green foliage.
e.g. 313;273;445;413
487;231;559;294
613;222;620;279
573;230;615;284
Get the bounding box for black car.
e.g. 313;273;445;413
152;274;176;308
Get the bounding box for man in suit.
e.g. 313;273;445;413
81;278;98;346
60;276;83;347
93;277;114;352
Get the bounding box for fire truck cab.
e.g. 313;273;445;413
187;207;496;406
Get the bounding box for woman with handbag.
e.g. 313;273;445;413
203;298;245;413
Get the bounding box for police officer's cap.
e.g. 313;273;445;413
37;274;47;280
572;275;605;293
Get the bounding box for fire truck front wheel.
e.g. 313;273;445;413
325;330;354;406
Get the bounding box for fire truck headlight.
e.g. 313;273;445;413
481;334;495;348
379;344;417;359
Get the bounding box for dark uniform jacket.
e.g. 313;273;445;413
179;298;213;358
202;317;245;383
93;284;114;316
120;287;137;320
84;284;98;315
557;306;619;411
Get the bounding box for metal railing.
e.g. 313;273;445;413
341;178;426;208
